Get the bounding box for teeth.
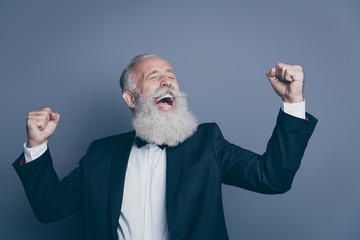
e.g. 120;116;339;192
157;93;173;101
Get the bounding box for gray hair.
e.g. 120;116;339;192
119;53;157;93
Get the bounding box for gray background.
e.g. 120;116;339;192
1;0;359;239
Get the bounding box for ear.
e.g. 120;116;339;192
122;91;136;109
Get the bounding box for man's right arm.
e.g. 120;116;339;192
16;107;58;166
13;107;82;223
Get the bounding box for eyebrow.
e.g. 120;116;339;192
166;69;175;74
145;68;175;79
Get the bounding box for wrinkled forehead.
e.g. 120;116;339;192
133;57;174;77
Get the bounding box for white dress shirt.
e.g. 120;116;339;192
23;100;305;240
118;142;170;240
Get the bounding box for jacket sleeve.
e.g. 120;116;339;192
211;109;318;194
12;148;85;223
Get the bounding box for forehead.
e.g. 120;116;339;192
133;57;174;75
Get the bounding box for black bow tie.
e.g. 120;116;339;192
135;137;167;150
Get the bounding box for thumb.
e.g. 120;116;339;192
266;68;277;82
43;112;60;137
50;112;60;124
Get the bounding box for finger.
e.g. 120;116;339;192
286;68;304;82
284;69;294;82
290;68;304;82
280;65;287;81
28;109;52;118
266;68;276;77
44;113;60;137
276;63;287;80
292;65;302;71
31;107;52;114
266;68;277;82
28;111;50;120
275;63;281;79
27;114;49;123
28;112;50;119
37;107;51;112
27;107;53;125
50;112;60;124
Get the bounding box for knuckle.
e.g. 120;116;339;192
37;107;51;114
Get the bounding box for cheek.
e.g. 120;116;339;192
174;82;180;91
141;83;159;96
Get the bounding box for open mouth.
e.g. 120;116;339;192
155;92;174;110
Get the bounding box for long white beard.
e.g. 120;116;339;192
132;88;198;147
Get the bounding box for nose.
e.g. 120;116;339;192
160;76;172;88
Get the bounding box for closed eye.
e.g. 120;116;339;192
148;73;160;80
146;70;160;80
166;74;176;79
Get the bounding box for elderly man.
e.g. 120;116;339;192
13;54;317;240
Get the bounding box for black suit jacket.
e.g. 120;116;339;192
13;110;317;240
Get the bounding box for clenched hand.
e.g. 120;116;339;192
26;107;60;148
266;63;304;103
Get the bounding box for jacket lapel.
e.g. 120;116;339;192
109;131;135;240
165;144;188;238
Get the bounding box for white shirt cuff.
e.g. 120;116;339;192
281;100;306;119
23;141;48;163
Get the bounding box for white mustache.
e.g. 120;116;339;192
151;87;186;100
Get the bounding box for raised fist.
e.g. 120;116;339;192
26;107;60;148
266;63;304;103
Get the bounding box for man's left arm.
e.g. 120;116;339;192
214;63;317;193
212;110;316;194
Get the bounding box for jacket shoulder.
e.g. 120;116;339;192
195;122;223;136
79;130;135;168
197;122;219;131
87;130;135;152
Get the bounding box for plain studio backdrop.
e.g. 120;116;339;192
1;0;359;239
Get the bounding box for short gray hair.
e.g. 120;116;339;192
119;53;157;93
